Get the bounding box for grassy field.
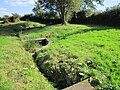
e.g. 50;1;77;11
0;21;120;90
0;22;55;90
21;24;120;89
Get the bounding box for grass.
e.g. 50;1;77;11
0;21;55;90
0;21;120;89
21;24;120;89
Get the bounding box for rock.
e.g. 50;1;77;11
62;79;95;90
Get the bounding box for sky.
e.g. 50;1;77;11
0;0;120;17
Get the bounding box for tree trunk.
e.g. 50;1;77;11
61;15;67;25
59;4;68;25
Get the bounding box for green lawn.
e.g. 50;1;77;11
21;24;120;89
0;21;120;90
0;22;55;90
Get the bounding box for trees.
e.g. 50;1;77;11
10;13;21;22
35;0;84;24
32;1;44;17
82;0;104;9
84;3;120;26
3;15;10;24
35;0;104;24
2;13;20;24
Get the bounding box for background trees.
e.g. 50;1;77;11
2;13;21;24
3;15;10;24
86;3;120;26
82;0;104;9
32;1;44;17
34;0;84;24
10;13;21;22
33;0;104;24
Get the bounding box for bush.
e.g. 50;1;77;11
10;13;20;22
86;4;120;26
71;4;120;26
3;15;10;24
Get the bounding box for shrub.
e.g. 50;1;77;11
10;13;20;23
3;15;10;24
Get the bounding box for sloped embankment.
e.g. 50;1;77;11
0;22;55;90
22;24;120;90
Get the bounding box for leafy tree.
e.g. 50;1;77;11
82;0;104;9
43;12;59;19
32;1;44;17
86;3;120;26
34;0;84;24
35;0;104;24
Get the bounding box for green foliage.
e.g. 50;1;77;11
10;13;21;22
22;21;43;28
32;1;44;16
37;0;84;24
86;3;120;26
2;13;20;24
43;12;59;19
3;15;10;24
34;0;104;24
23;40;41;53
82;0;104;9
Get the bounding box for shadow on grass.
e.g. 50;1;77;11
0;23;119;38
57;26;118;40
20;25;51;36
0;24;16;36
0;23;48;36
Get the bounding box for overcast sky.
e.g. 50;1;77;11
0;0;120;17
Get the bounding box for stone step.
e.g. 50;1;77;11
62;79;95;90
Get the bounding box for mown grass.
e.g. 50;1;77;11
21;24;120;89
0;22;55;90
